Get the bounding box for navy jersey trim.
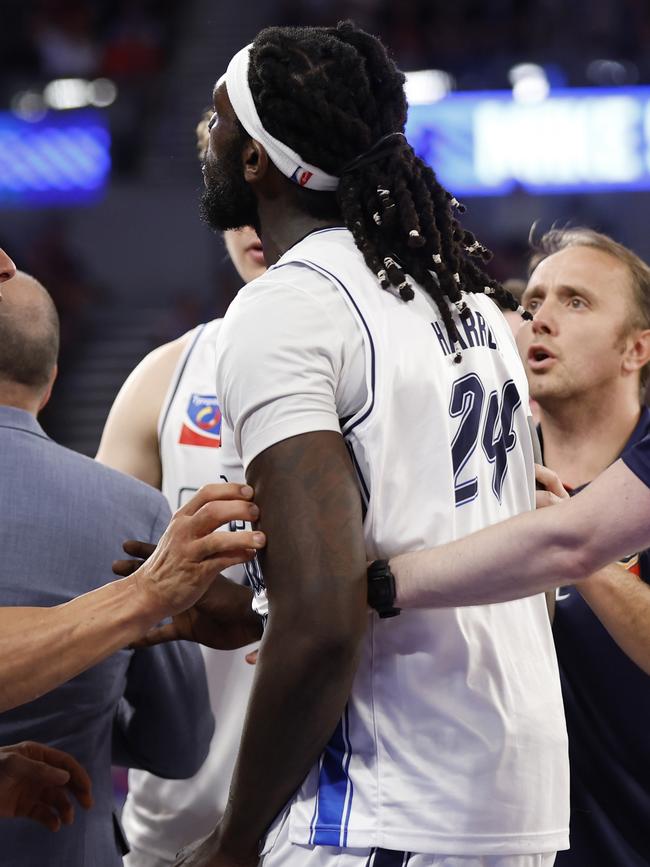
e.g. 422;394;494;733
244;555;265;595
293;258;377;437
267;227;347;267
158;324;206;444
365;850;412;867
345;440;369;514
266;257;377;438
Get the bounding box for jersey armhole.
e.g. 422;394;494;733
157;324;206;444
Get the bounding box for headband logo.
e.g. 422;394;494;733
291;168;314;187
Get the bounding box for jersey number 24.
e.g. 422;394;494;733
450;373;522;506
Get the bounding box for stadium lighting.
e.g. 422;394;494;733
587;59;638;86
43;79;91;110
405;70;454;105
11;90;47;123
42;78;118;111
508;64;550;104
89;79;118;108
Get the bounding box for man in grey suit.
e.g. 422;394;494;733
0;269;215;866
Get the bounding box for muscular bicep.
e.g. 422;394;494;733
248;430;367;627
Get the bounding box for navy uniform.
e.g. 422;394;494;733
551;407;650;866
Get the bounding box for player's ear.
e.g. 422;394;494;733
622;328;650;377
243;140;268;184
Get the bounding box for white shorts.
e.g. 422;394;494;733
259;811;557;867
123;845;174;867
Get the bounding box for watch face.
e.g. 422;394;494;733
367;561;399;617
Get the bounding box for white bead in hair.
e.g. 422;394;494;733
465;241;481;254
432;253;442;264
451;197;460;208
377;269;388;282
484;286;496;296
384;257;397;270
453;272;461;283
409;229;421;239
373;212;382;225
377;187;391;198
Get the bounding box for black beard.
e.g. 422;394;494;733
199;139;259;233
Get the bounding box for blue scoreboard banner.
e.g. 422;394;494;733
3;89;650;204
0;110;110;207
405;86;650;196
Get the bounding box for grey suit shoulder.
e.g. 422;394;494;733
0;407;214;866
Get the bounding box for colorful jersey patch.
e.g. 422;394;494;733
179;393;222;448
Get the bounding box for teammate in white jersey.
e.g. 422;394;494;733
175;22;568;867
97;223;265;866
96;226;264;492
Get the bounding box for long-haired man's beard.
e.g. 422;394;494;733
199;146;259;233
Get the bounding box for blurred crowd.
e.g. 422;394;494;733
2;0;177;81
277;0;650;85
4;0;650;94
1;0;180;172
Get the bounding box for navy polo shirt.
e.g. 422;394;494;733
622;424;650;487
550;407;650;866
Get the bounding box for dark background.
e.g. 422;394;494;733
2;0;650;454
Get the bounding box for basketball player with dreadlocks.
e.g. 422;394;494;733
176;22;568;867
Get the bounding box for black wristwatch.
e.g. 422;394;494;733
367;559;401;618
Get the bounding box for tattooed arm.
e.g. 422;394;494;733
184;431;368;866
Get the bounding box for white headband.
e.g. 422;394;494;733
223;44;340;192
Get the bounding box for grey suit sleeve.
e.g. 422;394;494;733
112;640;214;777
112;495;215;777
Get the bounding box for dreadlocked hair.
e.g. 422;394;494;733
247;21;529;356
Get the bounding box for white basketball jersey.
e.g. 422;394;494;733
257;232;569;856
121;319;256;861
159;320;226;508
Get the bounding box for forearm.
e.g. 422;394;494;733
0;576;162;712
578;564;650;675
0;484;265;714
391;459;650;609
214;614;364;860
391;500;585;608
202;431;368;863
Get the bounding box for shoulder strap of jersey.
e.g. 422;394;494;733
157;323;206;443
